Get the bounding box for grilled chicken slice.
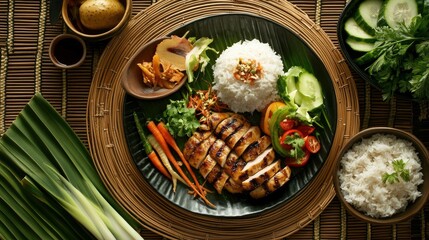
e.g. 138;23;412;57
206;164;222;184
183;131;211;160
214;114;246;140
199;155;217;179
224;121;251;149
241;135;272;162
188;135;216;168
207;112;233;130
222;152;245;179
250;166;292;199
208;139;231;167
213;170;229;194
242;160;281;191
233;126;261;157
224;178;244;194
236;148;275;182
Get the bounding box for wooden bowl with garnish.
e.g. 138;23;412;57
333;127;429;224
121;36;188;100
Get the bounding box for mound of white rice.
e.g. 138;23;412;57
338;134;423;218
212;39;283;113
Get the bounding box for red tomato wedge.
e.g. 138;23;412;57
296;125;315;136
305;135;320;153
279;129;303;150
285;149;311;167
279;119;297;131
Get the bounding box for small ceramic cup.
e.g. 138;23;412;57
49;34;86;69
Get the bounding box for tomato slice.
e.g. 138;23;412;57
279;129;304;150
296;125;315;136
260;101;286;135
279;119;297;131
285;149;311;167
305;135;321;153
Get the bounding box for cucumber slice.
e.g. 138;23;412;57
346;37;375;52
381;0;418;29
344;17;376;42
296;72;323;111
354;0;383;35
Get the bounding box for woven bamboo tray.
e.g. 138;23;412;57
87;0;359;238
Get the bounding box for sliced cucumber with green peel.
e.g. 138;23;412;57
296;71;323;111
344;17;376;43
354;0;383;35
379;0;418;29
346;37;375;52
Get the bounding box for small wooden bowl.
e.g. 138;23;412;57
121;37;187;100
333;127;429;224
62;0;132;41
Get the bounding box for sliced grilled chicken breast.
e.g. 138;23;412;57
208;112;233;130
241;135;272;162
183;131;211;160
213;170;229;194
215;114;246;140
199;155;217;179
188;135;216;168
206;164;222;184
224;178;244;194
242;160;281;191
233;126;261;157
250;166;292;199
236;148;275;182
224;121;251;149
208;139;231;167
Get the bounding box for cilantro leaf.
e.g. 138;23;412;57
382;159;410;184
354;14;429;101
162;99;200;137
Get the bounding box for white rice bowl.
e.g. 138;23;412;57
212;39;284;113
338;134;423;218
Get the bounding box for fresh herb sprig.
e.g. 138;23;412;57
355;14;429;101
162;99;200;138
382;159;411;184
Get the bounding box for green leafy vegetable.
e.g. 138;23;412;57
355;14;429;100
0;93;142;239
163;99;200;137
283;133;305;159
382;159;411;184
185;37;218;83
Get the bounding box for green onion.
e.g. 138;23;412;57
0;93;143;239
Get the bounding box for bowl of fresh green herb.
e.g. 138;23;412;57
333;127;429;224
337;0;429;101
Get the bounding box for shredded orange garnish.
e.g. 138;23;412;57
187;87;229;124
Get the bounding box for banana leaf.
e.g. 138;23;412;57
124;14;337;217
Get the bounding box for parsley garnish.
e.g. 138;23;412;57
382;159;411;184
355;14;429;101
162;99;200;137
283;133;305;159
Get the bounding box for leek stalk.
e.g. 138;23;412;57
0;93;143;239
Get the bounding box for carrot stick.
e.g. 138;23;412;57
147;121;215;208
156;122;205;193
134;113;171;179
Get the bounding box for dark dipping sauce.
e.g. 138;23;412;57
54;38;84;66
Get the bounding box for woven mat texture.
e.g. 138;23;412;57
0;0;428;239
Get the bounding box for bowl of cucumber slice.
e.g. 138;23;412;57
337;0;428;101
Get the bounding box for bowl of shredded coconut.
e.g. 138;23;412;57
333;127;429;224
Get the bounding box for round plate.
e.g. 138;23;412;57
123;14;337;217
87;0;359;238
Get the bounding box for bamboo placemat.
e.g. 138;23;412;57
0;0;428;239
